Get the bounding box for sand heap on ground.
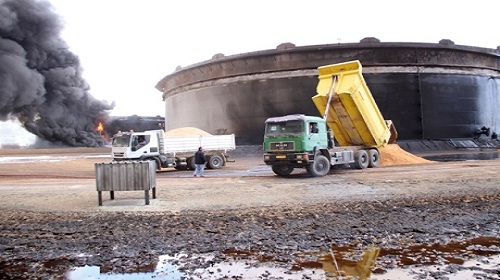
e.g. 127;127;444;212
380;144;433;166
164;127;212;137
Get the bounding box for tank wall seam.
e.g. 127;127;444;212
163;67;500;98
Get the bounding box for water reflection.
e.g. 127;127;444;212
67;255;323;279
293;246;379;279
292;236;500;279
422;151;499;162
67;255;184;279
66;237;500;279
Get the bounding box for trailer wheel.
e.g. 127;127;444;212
307;155;330;177
207;155;224;169
368;149;380;168
272;165;294;176
354;150;369;169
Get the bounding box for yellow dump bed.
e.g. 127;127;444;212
312;60;396;148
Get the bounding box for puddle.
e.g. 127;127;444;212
66;254;322;279
422;151;499;162
0;154;109;164
67;255;183;279
371;256;500;279
64;237;500;279
295;236;500;279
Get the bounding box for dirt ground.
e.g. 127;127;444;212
0;146;499;279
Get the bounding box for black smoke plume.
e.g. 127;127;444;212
0;0;114;147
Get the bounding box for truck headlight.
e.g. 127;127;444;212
295;154;308;160
264;155;270;160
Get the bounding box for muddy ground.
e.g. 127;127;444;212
0;146;499;279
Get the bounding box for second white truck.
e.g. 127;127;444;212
111;129;236;170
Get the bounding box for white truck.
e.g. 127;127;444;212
111;130;236;170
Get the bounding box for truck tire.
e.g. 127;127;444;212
368;149;380;168
187;157;196;170
354;150;369;169
174;164;188;170
307;155;330;177
272;165;294;176
173;158;189;170
207;155;224;169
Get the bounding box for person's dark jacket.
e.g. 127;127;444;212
194;150;206;164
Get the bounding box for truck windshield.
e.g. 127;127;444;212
265;120;304;136
112;135;131;147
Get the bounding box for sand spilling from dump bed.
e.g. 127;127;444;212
164;127;211;137
380;144;433;166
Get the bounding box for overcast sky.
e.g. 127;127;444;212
47;0;499;117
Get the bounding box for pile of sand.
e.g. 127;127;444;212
380;144;433;166
164;127;212;137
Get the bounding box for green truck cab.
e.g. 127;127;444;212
263;114;365;177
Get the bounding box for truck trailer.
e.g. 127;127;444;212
112;129;236;171
263;60;397;177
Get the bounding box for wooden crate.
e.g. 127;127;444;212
95;161;156;206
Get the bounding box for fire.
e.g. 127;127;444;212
96;122;104;133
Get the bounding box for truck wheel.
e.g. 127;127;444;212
272;165;294;176
368;149;379;168
307;155;330;177
187;157;196;170
354;150;369;169
174;164;188;170
207;155;224;169
174;159;188;170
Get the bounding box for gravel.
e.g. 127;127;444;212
0;147;499;279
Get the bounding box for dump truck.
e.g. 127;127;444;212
111;129;236;170
263;60;397;177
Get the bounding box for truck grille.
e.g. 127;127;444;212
270;141;295;151
113;152;124;158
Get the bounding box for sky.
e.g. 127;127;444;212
46;0;499;117
1;0;499;146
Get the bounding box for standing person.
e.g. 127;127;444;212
193;146;206;177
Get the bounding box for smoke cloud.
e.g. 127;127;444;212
0;0;114;147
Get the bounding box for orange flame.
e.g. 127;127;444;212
96;122;104;133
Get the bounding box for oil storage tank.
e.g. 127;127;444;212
156;39;500;145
